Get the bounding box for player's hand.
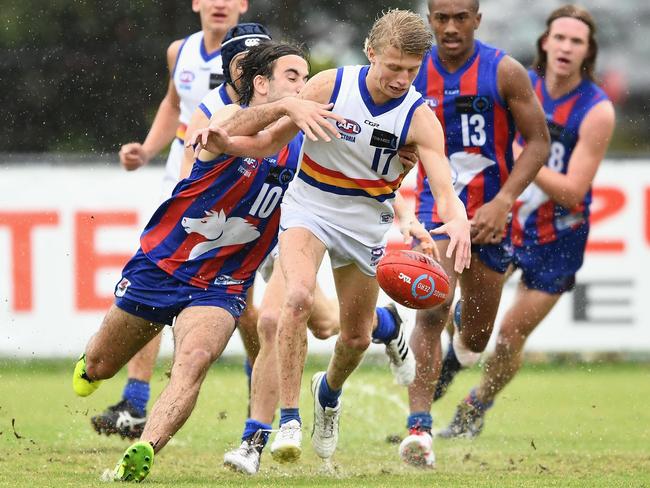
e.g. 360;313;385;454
187;125;231;158
430;217;471;273
470;195;512;245
398;144;419;172
400;219;440;261
283;99;345;142
119;142;149;171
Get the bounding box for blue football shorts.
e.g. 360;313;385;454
113;248;248;325
512;224;589;294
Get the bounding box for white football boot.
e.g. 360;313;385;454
310;371;342;459
223;430;264;475
270;419;302;463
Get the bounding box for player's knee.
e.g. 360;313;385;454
175;348;214;382
454;333;482;367
257;309;280;345
308;314;339;340
460;332;489;354
309;323;336;340
84;354;117;381
415;302;451;332
284;285;315;320
339;332;371;353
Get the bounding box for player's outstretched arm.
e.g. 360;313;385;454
188;98;343;158
534;100;615;209
215;68;343;143
188;70;345;158
471;57;551;244
119;40;183;171
407;106;471;273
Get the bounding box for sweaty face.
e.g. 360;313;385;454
542;17;591;79
428;0;480;59
193;0;249;35
367;46;423;102
266;55;310;102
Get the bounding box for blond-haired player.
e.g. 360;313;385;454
191;9;471;463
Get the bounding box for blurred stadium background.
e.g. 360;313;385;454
0;1;649;486
1;0;648;357
1;0;649;155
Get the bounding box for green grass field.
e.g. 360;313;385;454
0;357;649;487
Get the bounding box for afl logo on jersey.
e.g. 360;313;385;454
336;119;361;135
179;70;195;83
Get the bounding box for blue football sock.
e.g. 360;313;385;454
242;418;272;446
372;306;398;343
318;373;342;409
122;378;149;416
279;408;301;426
466;389;494;412
407;411;433;432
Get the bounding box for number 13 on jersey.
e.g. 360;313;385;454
461;113;486;147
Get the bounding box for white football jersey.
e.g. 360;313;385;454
197;83;235;120
286;65;423;246
160;32;224;199
173;31;225;127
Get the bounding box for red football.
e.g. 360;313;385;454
376;250;449;309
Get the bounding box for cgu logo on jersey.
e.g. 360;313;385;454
182;209;260;260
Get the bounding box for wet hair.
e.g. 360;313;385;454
427;0;480;13
533;4;598;81
364;9;433;57
236;41;308;106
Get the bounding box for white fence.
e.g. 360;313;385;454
1;160;648;357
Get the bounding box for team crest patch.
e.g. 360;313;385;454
115;278;131;297
370;246;385;267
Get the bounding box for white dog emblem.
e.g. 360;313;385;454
181;210;260;260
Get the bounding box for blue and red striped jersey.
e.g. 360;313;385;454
139;133;304;293
511;70;608;246
412;40;516;223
